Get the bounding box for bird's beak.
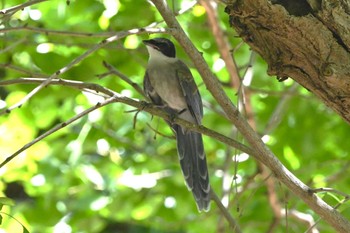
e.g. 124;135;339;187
143;39;158;50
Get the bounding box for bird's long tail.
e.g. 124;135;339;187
173;124;210;212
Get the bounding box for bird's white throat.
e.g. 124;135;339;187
146;46;177;64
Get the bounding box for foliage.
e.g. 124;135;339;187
0;0;349;232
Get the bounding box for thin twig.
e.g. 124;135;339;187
311;187;350;200
92;124;147;154
0;0;48;15
146;123;175;139
0;38;27;54
210;189;242;233
304;191;350;233
101;61;146;97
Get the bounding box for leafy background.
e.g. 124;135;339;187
1;0;350;232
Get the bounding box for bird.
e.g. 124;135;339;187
143;38;210;212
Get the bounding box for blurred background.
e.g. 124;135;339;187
1;0;350;232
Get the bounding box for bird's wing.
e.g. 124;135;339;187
144;72;163;105
175;60;203;125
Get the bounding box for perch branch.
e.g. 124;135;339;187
0;77;254;166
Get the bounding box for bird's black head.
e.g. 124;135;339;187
143;38;176;58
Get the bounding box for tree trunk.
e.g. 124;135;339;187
225;0;350;123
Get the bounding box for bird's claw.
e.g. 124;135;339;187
168;112;177;124
169;108;186;125
140;100;153;110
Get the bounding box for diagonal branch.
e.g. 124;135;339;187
210;189;242;232
149;0;350;232
100;61;146;98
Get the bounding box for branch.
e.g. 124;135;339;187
311;188;350;202
0;77;253;166
210;189;242;233
0;78;115;97
149;0;350;232
0;0;48;15
100;61;146;98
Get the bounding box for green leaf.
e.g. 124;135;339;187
0;197;15;208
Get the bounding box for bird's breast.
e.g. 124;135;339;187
147;65;187;112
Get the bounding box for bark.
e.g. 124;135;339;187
225;0;350;123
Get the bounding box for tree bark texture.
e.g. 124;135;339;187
225;0;350;124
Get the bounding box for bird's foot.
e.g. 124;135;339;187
139;100;153;109
168;108;187;124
